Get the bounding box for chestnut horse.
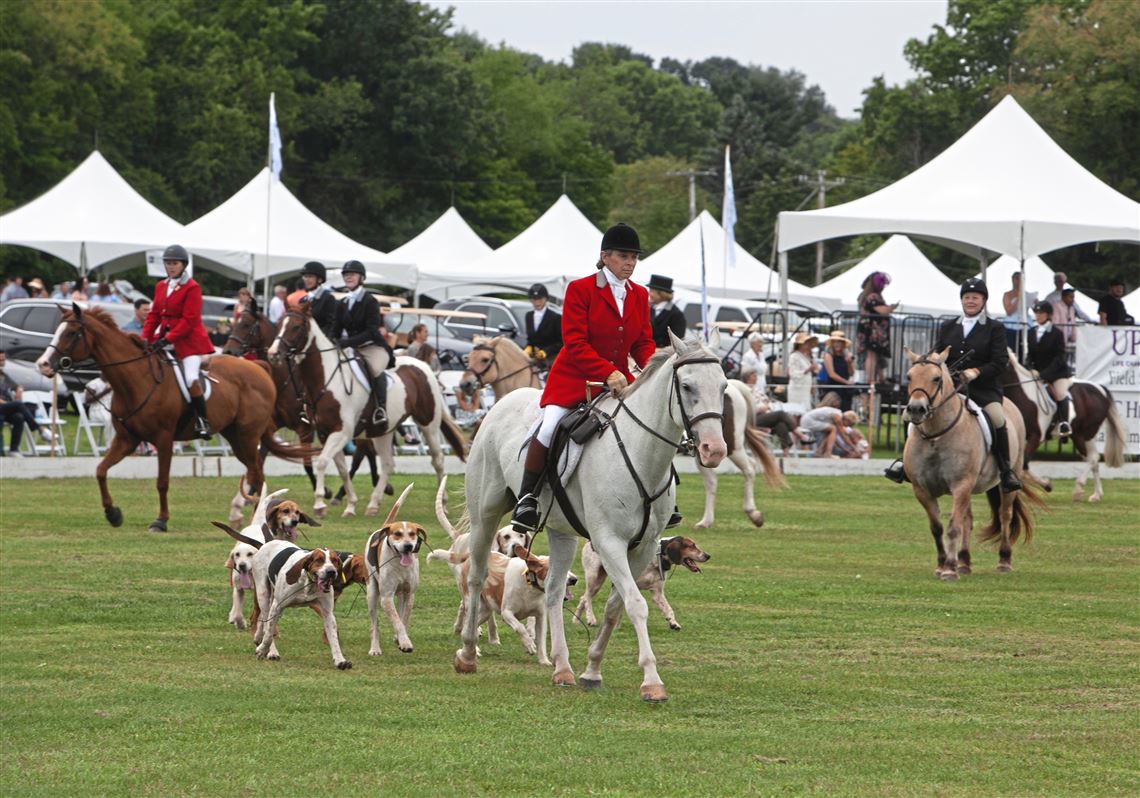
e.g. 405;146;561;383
36;305;309;532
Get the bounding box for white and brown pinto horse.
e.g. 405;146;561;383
903;348;1040;579
1003;354;1126;503
455;329;728;701
268;305;465;517
696;378;785;529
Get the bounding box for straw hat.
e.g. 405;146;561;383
826;330;851;345
793;331;819;348
27;278;45;291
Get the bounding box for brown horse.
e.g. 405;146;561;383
36;305;310;532
1003;354;1127;502
902;348;1040;579
458;335;541;400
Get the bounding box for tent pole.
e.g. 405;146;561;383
1018;223;1027;361
778;249;790;372
79;242;88;279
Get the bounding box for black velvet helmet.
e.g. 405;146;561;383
301;261;326;281
1033;300;1053;316
601;223;642;254
960;277;988;299
527;283;548;300
162;244;190;264
341;260;366;277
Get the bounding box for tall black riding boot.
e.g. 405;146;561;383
511;438;548;533
371;373;388;426
188;388;211;440
994;425;1022;493
667;465;682;528
1056;397;1072;439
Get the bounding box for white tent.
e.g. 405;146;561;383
419;195;603;300
640;211;833;310
811;235;963;316
777;96;1140;260
978;255;1099;319
182;168;417;288
388;207;491;298
1124;287;1140;321
0;151;246;278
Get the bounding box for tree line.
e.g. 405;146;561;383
1;0;1135;294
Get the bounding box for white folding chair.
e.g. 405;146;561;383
21;390;68;456
74;391;111;456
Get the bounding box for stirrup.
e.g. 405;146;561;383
193;418;212;440
1000;470;1022;493
511;494;540;533
884;459;907;484
372;407;387;425
666;508;683;529
1057;420;1071;439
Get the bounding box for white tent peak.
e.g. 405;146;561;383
778;95;1140;258
0;150;189;274
387;207;491;274
182;168;416;287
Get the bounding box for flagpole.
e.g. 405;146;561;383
699;220;709;343
264;92;283;306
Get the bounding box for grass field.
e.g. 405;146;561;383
1;473;1137;796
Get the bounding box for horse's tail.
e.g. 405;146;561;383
440;408;468;462
979;481;1044;546
732;381;786;489
1100;388;1126;468
260;432;321;464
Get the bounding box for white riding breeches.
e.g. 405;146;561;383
1049;377;1073;400
536;405;571;447
356;344;390;378
982;401;1006;430
181;354;202;384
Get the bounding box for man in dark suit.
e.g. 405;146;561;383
647;274;688;349
334;260;392;425
524;283;562;368
1025;300;1073;438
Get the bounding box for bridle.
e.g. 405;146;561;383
270;309;315;360
907;357;965;440
224;309;269;359
465;341;539;390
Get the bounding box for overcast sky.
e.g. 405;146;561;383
426;0;949;118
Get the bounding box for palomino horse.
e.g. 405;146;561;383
1003;354;1126;503
696;378;785;528
458;335;541;400
455;329;728;701
902;348;1039;579
36;305;308;531
268;305;465;517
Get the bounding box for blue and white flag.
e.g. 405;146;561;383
268;93;283;181
722;144;737;270
699;221;709;342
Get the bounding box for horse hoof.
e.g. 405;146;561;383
329;497;341;506
640;684;669;703
1089;494;1102;504
996;563;1013;573
580;677;603;690
956;564;972;575
105;506;123;527
453;652;477;674
364;506;379;517
1042;480;1053;493
336;660;353;670
148;519;168;533
552;670;576;687
939;570;959;582
694;520;712;530
384;484;395;496
747;511;764;528
313;506;327;518
1071;491;1083;502
341;507;356;518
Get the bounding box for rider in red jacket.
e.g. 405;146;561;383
141;245;215;438
510;223;656;532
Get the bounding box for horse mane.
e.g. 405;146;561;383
623;349;674;397
70;305;147;350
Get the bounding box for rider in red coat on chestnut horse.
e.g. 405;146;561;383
510;223;657;533
141;244;216;439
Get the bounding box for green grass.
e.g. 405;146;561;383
1;474;1137;796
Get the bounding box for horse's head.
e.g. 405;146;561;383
268;305;312;364
905;347;953;424
667;328;728;468
36;303;94;377
223;306;268;358
461;338;499;394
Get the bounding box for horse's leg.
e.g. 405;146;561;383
1086;437;1105;503
147;437;176;533
941;482;972;581
732;448;764;527
455;504;500;674
313;431;348;517
229;433;264;525
421;422;446;485
957;499;974;576
1072;438;1091;502
911;484;945;577
95;433;138;528
544;532;580;688
695;466;717;529
997;492;1016;572
332;448;355;516
364;433;396;517
581;584;625;689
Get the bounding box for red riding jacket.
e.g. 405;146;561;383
540;270;655;408
142;278;215;358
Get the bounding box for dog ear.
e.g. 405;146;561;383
372;525;391;544
665;536;685;565
225;553;235;569
285;553;313;585
413;526;427;553
299;512;321;528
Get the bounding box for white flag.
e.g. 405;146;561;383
699;221;709;342
722;145;737;269
268;93;283;181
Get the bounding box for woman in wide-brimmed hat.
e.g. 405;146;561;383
786;331;819;411
821;330;855;412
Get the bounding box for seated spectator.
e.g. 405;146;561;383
0;349;51;456
799;392;858;459
740;332;768;393
821;331;855;412
1;276;29;302
26;278;49;299
454;387;486;429
745;370;803;457
122;298;151;333
89;282;121;303
404;323;441;374
832;410;870;459
51;281;73;300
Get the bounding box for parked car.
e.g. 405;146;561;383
0;298;135;391
200;295;238;331
382;309;476;370
433;296;561;342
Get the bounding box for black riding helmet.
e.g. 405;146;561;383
342;260;366;277
301;261;326;281
600;223;642;254
1033;299;1053;317
163;244;190;264
528;283;548;300
960;277;988;299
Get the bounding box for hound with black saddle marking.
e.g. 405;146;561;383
364;484;426;656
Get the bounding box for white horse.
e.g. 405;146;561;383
454;329;728;701
696;379;786;528
268;307;465;517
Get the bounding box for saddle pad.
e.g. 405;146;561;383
907;397;991;453
343;347;396;393
164;352;212;403
523;399;585;486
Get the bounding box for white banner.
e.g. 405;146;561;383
1075;325;1140;455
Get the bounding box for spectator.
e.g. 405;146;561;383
232;287;254;321
70;278;90;302
786;332;819;412
26;278;49;299
454;386;486;429
268;284;287;325
745;369;801;457
833;410;870;459
1098;277;1133;326
821;330;855;412
1001;271;1036;351
122;298;151;333
0;350;51;456
405;323;441;374
646;275;686;349
1043;272;1067;306
1;276;29;302
1053;286;1092;346
799;393;858;459
524;283;563;366
740;332;768;394
89;282;121;304
51;281;72;300
856;271;895;386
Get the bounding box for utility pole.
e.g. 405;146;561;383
797;171;845;284
667;168;716;222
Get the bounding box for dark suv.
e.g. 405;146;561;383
433;296;559;342
0;299;135;390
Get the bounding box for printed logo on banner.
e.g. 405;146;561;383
1076;326;1140;455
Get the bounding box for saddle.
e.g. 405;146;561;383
162;351;213;402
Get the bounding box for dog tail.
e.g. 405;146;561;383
250;487;289;528
383;483;414;526
212;521;264;549
426;548;468;566
435;476;462;541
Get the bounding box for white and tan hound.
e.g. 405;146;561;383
364;484;426;656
